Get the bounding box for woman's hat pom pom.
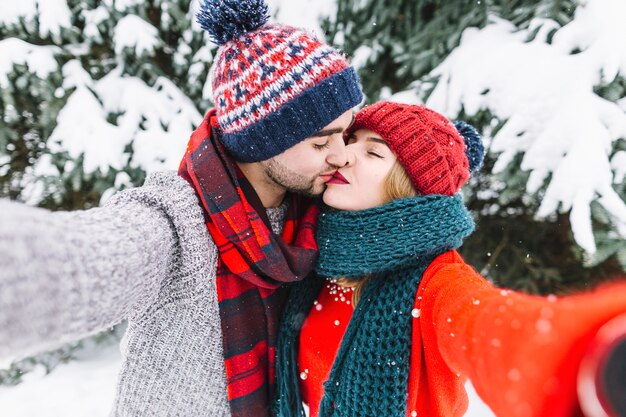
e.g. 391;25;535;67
197;0;270;46
454;121;484;174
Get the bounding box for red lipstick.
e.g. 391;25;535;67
326;171;350;185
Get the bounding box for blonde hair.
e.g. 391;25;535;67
383;160;418;203
337;160;417;306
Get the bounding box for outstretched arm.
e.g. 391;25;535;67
0;187;176;359
416;251;626;417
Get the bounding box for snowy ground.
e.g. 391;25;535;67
0;343;495;417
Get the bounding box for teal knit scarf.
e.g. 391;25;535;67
274;194;475;417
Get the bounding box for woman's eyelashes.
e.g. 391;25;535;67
346;134;386;158
367;147;384;158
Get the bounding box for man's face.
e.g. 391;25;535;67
260;110;354;196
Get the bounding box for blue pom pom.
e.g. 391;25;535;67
454;121;484;173
197;0;270;46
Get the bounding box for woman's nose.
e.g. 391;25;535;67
344;146;356;167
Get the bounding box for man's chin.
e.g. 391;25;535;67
301;186;325;198
309;183;327;197
288;182;326;198
276;174;330;197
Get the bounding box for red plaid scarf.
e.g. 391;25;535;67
179;110;319;417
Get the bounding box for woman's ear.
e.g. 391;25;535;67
453;121;484;174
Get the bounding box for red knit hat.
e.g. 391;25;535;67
347;101;483;196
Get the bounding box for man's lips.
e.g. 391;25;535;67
319;171;335;182
326;171;350;185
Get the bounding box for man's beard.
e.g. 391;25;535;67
262;158;329;197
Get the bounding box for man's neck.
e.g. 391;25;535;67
236;161;286;208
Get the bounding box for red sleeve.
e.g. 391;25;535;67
406;251;469;417
415;251;626;417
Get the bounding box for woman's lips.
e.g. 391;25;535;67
326;171;350;185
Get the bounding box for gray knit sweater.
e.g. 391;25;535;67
0;171;288;416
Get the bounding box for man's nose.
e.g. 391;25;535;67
326;136;349;168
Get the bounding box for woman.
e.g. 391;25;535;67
274;101;626;417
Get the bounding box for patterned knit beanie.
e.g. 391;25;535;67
347;101;484;196
196;0;363;162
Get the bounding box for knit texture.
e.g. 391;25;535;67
197;0;269;45
0;171;288;416
197;0;363;162
316;194;475;278
347;102;470;196
453;121;484;173
274;195;475;417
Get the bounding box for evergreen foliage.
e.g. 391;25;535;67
327;0;625;294
0;0;213;210
324;0;577;101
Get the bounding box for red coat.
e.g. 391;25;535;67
299;250;626;417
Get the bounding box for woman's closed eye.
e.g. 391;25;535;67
367;149;384;158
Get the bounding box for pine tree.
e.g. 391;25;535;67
324;0;577;101
0;0;213;210
327;0;626;294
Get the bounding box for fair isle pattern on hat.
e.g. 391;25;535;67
211;25;362;162
212;26;347;131
198;0;362;163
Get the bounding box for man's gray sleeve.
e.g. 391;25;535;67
0;184;178;359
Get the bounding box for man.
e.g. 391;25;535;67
0;0;362;415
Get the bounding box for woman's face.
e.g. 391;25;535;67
323;128;398;211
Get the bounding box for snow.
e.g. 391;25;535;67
552;0;626;83
93;71;202;171
351;45;375;70
0;0;624;413
0;38;60;88
187;0;335;39
49;84;126;172
19;153;63;206
266;0;336;38
103;0;144;12
397;0;626;254
82;6;112;41
47;64;201;174
114;15;161;56
0;0;71;36
60;59;94;90
4;0;623;239
0;341;494;417
0;343;120;417
189;43;214;100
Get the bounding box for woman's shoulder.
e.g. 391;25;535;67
419;250;488;296
425;250;467;275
